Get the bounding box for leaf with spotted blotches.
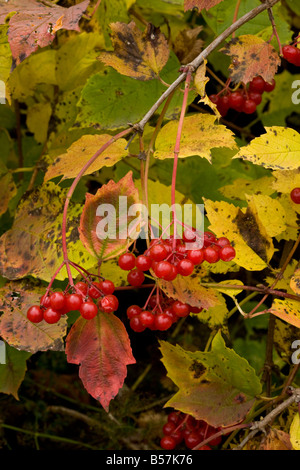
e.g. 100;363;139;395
0;0;90;67
65;311;135;411
0;181;96;282
98;21;170;80
159;331;262;428
0;161;17;216
233;127;300;170
79;171;142;261
221;35;280;85
0;281;67;353
269;299;300;329
184;0;224;12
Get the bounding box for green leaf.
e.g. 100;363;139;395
160;331;262;427
0;344;31;399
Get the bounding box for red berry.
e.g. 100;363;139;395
248;91;262;105
282;45;300;65
172;301;190;317
149;244;168;262
215;237;230;248
162;421;177;435
43;307;61;324
203;231;216;248
65;293;83;312
264;78;276;92
249;76;265;94
217;94;230;117
242;98;257;114
100;294;119;313
154;313;173;331
163;307;178;323
189;305;203;313
139;310;155;328
219;245;236;262
182;227;197;243
127;269;145;286
75;281;88;296
40;294;51;308
228;91;244;111
135;254;152;271
160;435;177;450
199;445;212;450
99;279;115;295
168;412;182;425
88;282;102;299
154;260;173;280
129;316;146;332
177;259;194;276
79;301;98;320
27;305;44;323
50;291;66;311
170;428;183;445
290;187;300;204
187;248;204;265
118;252;136;270
208;94;219;105
185;431;202;449
127;305;142;319
204;246;220;263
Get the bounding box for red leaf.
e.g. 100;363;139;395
0;0;90;66
65;312;136;411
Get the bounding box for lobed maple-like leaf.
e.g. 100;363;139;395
184;0;224;12
0;281;67;353
0;0;90;67
98;21;170;80
65;311;136;411
160;331;262;428
221;35;281;85
79;171;143;261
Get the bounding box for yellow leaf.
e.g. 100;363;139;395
173;26;203;65
194;60;209;97
272;169;300;194
98;21;170;80
291;268;300;295
269;299;300;329
204;198;274;271
233;127;300;170
221;34;280;85
154;114;237;162
214;280;244;299
290;412;300;450
44;134;128;181
219;176;275;201
245;194;286;238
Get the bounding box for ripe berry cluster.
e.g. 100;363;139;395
290;187;300;204
26;279;118;324
282;45;300;66
118;230;236;285
209;75;276;117
126;294;203;333
160;411;222;450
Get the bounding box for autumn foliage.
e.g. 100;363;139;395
0;0;300;451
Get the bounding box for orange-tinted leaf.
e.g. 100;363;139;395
0;0;89;66
79;171;142;260
184;0;224;12
269;299;300;329
65;311;135;411
98;21;170;80
0;281;67;353
0;165;17;216
221;35;280;85
259;428;293;450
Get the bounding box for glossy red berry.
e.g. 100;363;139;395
100;294;119;313
219;245;236;262
129;316;146;332
228;91;244;111
160;435;177;450
154;313;173;331
208;94;219;105
249;76;265;94
203;231;217;248
79;301;98;320
75;281;88;296
40;294;51;308
65;293;83;312
217;94;230;117
242;98;257;114
139;310;155;328
43;307;61;324
172;301;190;317
127;304;142;319
149;243;168;261
290;187;300;204
162;421;177;435
154;260;173;280
27;305;44;323
248;91;262;105
88;282;102;299
49;291;66;311
204;246;220;263
118;252;136;270
264;78;276;92
135;254;152;271
185;431;202;449
215;237;230;248
187;248;204;265
282;45;300;65
177;259;194;276
127;269;145;286
99;279;115;295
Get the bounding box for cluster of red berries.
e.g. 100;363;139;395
209;75;276;117
282;44;300;66
160;411;222;450
126;293;203;333
118;230;236;285
26;279;118;324
290;188;300;204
